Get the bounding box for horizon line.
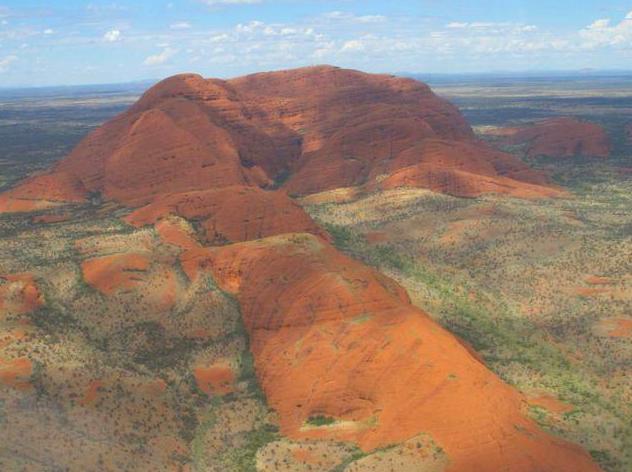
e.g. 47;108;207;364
3;67;632;91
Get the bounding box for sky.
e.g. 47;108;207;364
0;0;631;87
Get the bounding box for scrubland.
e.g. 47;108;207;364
303;157;631;471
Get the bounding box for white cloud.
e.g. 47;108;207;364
324;11;386;23
341;39;365;52
43;29;54;35
170;21;192;30
447;22;468;29
86;3;128;14
445;21;537;33
210;33;230;43
143;47;177;66
103;29;121;42
236;20;264;33
0;55;17;72
580;11;632;48
587;19;610;29
199;0;262;6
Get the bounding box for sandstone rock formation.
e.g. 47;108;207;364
157;220;598;471
489;117;610;158
0;66;561;213
125;186;329;244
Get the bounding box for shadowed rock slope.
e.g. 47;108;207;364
0;66;600;471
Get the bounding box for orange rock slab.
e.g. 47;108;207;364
0;171;87;213
193;363;236;396
125;186;329;244
81;253;151;296
184;234;599;472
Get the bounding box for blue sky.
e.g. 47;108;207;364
0;1;631;86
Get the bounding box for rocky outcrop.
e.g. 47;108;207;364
0;66;561;213
177;233;600;472
490;117;610;158
125;186;329;244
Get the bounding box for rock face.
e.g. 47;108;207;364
0;66;601;471
490;117;611;158
125;186;329;244
0;66;560;213
177;233;599;472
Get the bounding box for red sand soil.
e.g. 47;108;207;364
32;212;71;224
81;253;151;295
585;275;615;285
140;378;168;396
193;363;235;396
366;231;389;244
0;329;27;350
154;219;200;250
0;66;562;212
609;319;632;338
0;356;33;390
491;117;610;158
183;233;599;472
291;448;319;465
0;273;43;316
157;267;178;311
126;186;329;244
594;318;632;338
528;394;574;414
81;379;104;406
575;287;611;297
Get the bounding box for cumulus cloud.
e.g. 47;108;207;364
236;20;264;33
447;22;468;29
0;55;17;72
143;47;177;66
445;21;537;33
579;11;632;48
199;0;262;6
324;11;386;23
341;39;365;52
233;20;319;40
182;14;559;72
103;29;121;42
170;21;192;30
15;5;632;82
43;28;54;35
